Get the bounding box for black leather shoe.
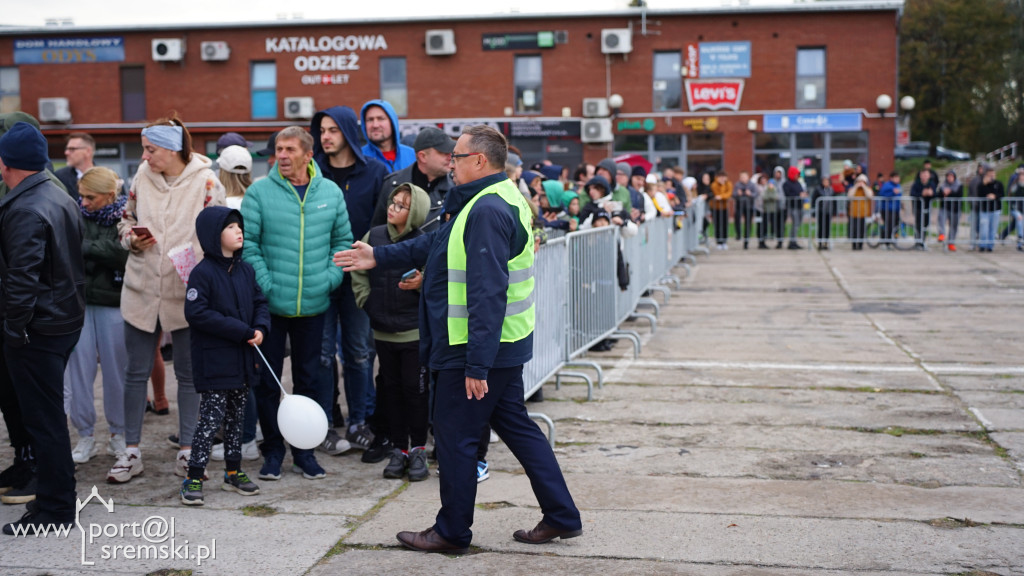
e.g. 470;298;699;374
3;510;73;536
513;520;583;544
396;527;468;554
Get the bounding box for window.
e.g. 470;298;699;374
120;67;145;122
796;48;826;109
514;55;542;114
379;57;408;117
0;68;19;114
652;52;682;111
613;133;722;178
251;62;277;120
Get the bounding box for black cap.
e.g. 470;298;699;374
413;127;455;154
256;131;279;157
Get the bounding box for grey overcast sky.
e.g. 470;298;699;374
4;0;791;27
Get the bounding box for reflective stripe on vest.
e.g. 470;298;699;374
447;178;535;345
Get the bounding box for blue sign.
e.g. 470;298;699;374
763;113;863;133
14;37;125;64
699;42;750;78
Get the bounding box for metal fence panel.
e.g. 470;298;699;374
565;226;620;358
523;237;568;399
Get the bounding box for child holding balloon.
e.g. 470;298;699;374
180;206;270;506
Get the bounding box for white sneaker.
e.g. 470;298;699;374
72;436;98;464
106;450;144;483
176;450;208;479
211;439;261;461
108;434;126;457
489;429;500;444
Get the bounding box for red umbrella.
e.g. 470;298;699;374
612;153;654;175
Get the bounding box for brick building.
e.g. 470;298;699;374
0;1;904;184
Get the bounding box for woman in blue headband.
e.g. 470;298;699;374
109;112;226;485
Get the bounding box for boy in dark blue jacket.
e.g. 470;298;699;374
181;206;271;506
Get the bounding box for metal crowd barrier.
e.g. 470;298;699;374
523;210;695;445
807;196;1022;251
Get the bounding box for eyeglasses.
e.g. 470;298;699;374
388;201;410;212
450;152;482;161
65;146;86;152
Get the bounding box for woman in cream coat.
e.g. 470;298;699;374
107;114;225;484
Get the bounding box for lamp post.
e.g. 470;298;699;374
897;95;915;147
875;94;892;117
607;94;624;155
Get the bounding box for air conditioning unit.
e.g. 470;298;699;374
284;97;315;119
152;38;185;61
582;98;610;118
425;29;456;56
601;29;632;54
38;97;71;123
581;118;613;143
200;41;230;61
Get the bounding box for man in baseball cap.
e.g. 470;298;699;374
372;127;455;233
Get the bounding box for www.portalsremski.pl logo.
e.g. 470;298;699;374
9;485;216;566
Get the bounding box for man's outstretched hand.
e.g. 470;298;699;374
334;241;376;272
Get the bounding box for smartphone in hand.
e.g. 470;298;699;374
401;269;418;282
131;226;152;239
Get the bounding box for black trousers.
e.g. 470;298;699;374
882;210;900;243
735;198;754;240
712;207;729;243
913;198;932;245
377;340;428;450
759;209;782;241
849;217;866;249
816;202;833;241
432;365;580;547
0;348;30;450
5;329;81;521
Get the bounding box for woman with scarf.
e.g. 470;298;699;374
107;114;225;484
64;167;130;465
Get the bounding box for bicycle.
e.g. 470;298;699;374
865;211;916;250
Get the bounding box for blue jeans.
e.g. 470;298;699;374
978;211;1000;250
317;279;374;427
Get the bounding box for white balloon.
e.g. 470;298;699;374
277;394;328;450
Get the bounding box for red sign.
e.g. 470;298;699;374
684;43;700;78
685;80;745;111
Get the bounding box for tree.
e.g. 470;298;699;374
899;0;1014;153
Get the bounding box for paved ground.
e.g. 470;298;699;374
2;242;1023;575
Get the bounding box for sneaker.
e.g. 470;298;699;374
107;434;126;457
361;435;393;464
258;452;283;481
408;447;429;482
949;244;957;252
318;429;352;456
0;475;36;505
383;449;407;479
180;478;204;506
106;451;144;484
212;439;261;461
292;454;326;480
222;471;259;496
175;450;190;478
476;461;489;483
167;434;180;449
3;510;72;536
346;424;374;451
71;436;98;464
938;234;945;242
0;460;33;495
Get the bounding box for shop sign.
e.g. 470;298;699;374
482;32;555;50
681;42;751;78
685;80;744;111
616;118;656;132
505;120;580;138
265;34;388;85
762;113;862;133
683;117;719;131
14;37;124;64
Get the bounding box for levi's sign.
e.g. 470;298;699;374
685;80;745;111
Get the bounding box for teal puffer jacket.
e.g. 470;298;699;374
241;161;352;317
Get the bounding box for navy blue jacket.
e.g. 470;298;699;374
185;206;271;392
311;105;389;243
373;172;532;379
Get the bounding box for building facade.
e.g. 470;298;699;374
0;1;904;183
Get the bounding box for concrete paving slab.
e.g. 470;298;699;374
937;374;1024;392
596;365;940;391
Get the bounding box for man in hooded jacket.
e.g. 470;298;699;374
360;100;415;173
309;106;389;455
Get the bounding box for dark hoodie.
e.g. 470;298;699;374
310;106;389;243
359;100;416;173
352;182;430;341
185;206;271;392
